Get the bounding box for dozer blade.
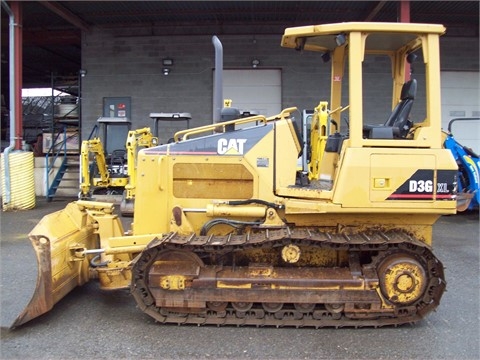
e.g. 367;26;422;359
11;203;97;328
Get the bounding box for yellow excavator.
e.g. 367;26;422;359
80;122;158;216
13;22;457;328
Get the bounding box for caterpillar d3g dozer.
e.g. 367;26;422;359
13;22;458;329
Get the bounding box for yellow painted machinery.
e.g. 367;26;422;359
80;125;158;216
79;138;128;197
79;117;132;201
13;22;458;328
120;127;158;215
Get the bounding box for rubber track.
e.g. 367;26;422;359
131;228;445;328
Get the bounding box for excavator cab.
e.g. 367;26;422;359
95;117;131;172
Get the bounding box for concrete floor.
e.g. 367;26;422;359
0;198;478;360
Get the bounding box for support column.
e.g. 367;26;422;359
11;1;23;150
399;0;410;22
399;0;411;80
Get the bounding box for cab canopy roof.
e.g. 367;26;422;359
281;22;446;53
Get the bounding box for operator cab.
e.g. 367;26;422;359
281;22;446;195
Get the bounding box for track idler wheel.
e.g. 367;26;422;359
377;253;427;305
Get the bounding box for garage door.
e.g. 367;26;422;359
441;71;480;151
220;69;282;117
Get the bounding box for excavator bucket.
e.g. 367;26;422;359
11;202;97;328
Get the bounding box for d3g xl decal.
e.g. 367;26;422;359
387;169;456;201
435;169;458;200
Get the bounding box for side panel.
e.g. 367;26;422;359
173;163;254;199
133;121;295;235
333;148;457;211
370;154;436;202
132;154;170;234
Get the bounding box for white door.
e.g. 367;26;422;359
220;69;282;117
441;71;480;151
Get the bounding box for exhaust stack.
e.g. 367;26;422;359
212;35;223;123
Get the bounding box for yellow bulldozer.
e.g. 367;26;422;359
13;22;457;328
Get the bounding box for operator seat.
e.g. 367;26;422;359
110;149;126;175
364;79;417;139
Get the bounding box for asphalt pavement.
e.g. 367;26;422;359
0;198;478;360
